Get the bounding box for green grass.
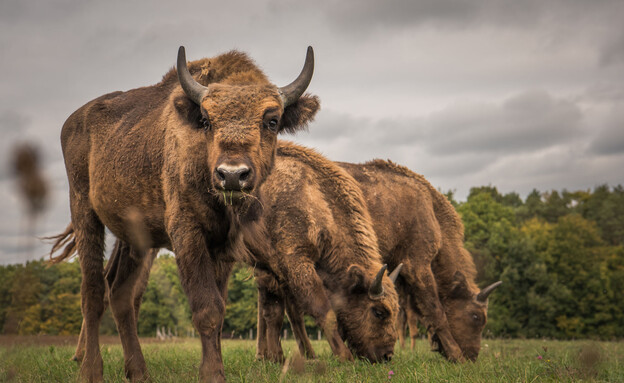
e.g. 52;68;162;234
1;338;623;382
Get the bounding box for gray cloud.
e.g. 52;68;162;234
599;29;624;67
424;90;584;155
588;105;624;155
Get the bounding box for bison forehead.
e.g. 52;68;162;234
203;84;282;117
213;124;261;143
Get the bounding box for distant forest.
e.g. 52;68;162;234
1;184;623;340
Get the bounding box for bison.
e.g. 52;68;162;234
256;159;501;362
48;46;317;382
71;141;402;365
252;142;402;363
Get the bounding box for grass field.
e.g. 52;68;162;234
1;336;623;382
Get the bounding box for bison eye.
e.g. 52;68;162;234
200;117;211;131
265;118;279;132
472;314;479;322
372;307;387;320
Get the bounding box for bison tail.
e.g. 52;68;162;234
44;222;77;264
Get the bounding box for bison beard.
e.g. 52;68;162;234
48;46;317;383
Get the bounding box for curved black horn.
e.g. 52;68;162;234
369;264;388;298
278;46;315;107
388;263;403;284
476;281;502;302
177;46;209;105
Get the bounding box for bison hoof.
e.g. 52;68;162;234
339;350;354;362
199;371;225;383
445;350;466;363
80;365;104;383
126;368;149;382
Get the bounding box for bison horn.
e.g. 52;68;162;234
388;263;403;284
369;264;388;299
177;46;209;106
476;281;502;302
278;46;315;107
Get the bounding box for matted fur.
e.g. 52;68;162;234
50;47;318;383
253;142;400;363
74;141;400;365
259;158;497;363
361;159;478;287
341;159;489;361
276;142;382;268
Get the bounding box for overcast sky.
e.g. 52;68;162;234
1;0;623;264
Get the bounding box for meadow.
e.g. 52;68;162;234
1;337;622;382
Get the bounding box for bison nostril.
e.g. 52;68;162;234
215;169;226;182
383;352;393;362
239;169;250;182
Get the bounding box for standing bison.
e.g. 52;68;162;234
49;46;317;382
257;159;501;362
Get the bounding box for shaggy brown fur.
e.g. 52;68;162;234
342;160;500;362
48;47;318;383
73;142;401;364
252;142;400;363
258;159;501;363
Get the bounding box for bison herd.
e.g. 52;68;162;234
49;46;501;382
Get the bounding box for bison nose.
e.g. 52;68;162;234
465;350;479;362
382;351;393;362
215;164;253;191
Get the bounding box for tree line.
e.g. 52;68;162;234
1;184;623;340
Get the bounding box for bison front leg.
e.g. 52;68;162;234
254;268;286;363
280;259;353;362
171;229;229;382
284;296;317;359
256;284;285;363
396;307;407;349
255;285;269;360
405;307;421;351
402;262;464;362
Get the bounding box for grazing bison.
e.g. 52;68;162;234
257;160;501;362
48;46;317;382
73;141;402;365
252;142;402;363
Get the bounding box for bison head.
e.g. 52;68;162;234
434;272;502;361
328;264;402;363
170;46;319;209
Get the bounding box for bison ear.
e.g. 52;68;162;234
449;271;472;300
173;93;202;126
347;264;367;293
280;94;320;134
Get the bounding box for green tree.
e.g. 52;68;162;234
457;189;515;283
579;185;624;246
541;190;571;223
516;189;543;222
3;262;44;334
0;264;17;331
